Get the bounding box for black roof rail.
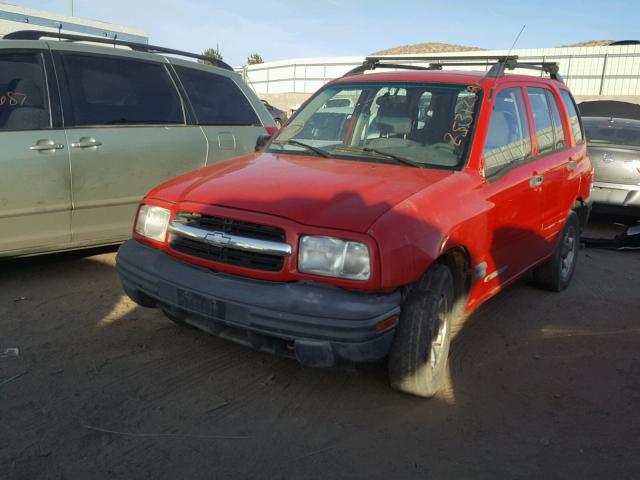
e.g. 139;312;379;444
3;30;234;71
344;55;564;83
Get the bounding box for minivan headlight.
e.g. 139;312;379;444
135;205;171;242
298;236;370;280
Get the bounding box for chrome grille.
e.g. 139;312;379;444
169;212;289;272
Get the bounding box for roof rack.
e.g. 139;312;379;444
344;55;564;83
3;30;234;71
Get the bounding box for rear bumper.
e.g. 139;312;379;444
592;181;640;208
116;240;400;367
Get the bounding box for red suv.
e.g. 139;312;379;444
117;56;593;397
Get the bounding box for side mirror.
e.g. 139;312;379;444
255;134;272;152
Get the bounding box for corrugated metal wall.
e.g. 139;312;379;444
239;45;640;97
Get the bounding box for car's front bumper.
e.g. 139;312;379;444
591;181;640;208
116;240;400;367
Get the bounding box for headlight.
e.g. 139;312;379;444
135;205;171;242
298;236;370;280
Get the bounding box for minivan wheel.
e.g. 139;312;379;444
533;211;580;292
388;264;454;398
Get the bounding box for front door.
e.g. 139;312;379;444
478;86;544;293
52;46;208;243
0;49;71;255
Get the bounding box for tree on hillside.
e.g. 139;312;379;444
247;53;264;65
199;46;223;65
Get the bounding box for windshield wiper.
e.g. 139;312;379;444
277;139;332;158
350;147;423;168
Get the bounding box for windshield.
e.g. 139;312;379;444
584;117;640;148
269;82;480;168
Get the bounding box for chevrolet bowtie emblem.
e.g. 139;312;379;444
205;231;231;245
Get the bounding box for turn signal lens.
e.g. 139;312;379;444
375;315;398;333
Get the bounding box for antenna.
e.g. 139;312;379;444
500;24;526;77
485;24;526;99
508;25;526;57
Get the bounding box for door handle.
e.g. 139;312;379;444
529;175;544;188
71;137;102;149
567;160;577;171
30;140;65;152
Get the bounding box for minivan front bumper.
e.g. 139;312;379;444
116;240;400;367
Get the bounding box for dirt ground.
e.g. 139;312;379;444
1;213;639;479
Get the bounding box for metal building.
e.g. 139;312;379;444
0;2;147;43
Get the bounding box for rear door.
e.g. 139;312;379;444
525;86;573;245
0;46;71;255
558;89;589;197
479;86;545;289
51;44;208;243
170;62;272;163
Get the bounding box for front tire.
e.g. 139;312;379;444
533;211;580;292
388;264;454;398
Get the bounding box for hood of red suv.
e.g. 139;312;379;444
147;152;453;233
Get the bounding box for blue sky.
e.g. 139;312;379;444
12;0;640;65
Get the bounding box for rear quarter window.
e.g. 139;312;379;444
0;52;50;130
559;90;585;145
175;66;260;126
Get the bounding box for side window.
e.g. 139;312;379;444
60;54;184;126
175;66;260;126
545;90;567;150
0;53;50;130
527;87;555;155
559;90;585;145
483;88;531;177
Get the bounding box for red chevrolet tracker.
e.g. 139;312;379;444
117;56;593;397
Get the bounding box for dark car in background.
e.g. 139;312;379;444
580;101;640;214
261;99;287;127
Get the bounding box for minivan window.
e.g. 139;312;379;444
59;54;184;126
0;53;50;130
559;90;585;145
483;88;531;177
175;67;260;126
527;87;555;155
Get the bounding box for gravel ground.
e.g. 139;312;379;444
1;213;639;479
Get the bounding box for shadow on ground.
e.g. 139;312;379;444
1;236;639;479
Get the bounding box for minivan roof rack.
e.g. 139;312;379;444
344;55;564;83
3;30;234;71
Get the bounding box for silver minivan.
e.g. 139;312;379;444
0;30;275;257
